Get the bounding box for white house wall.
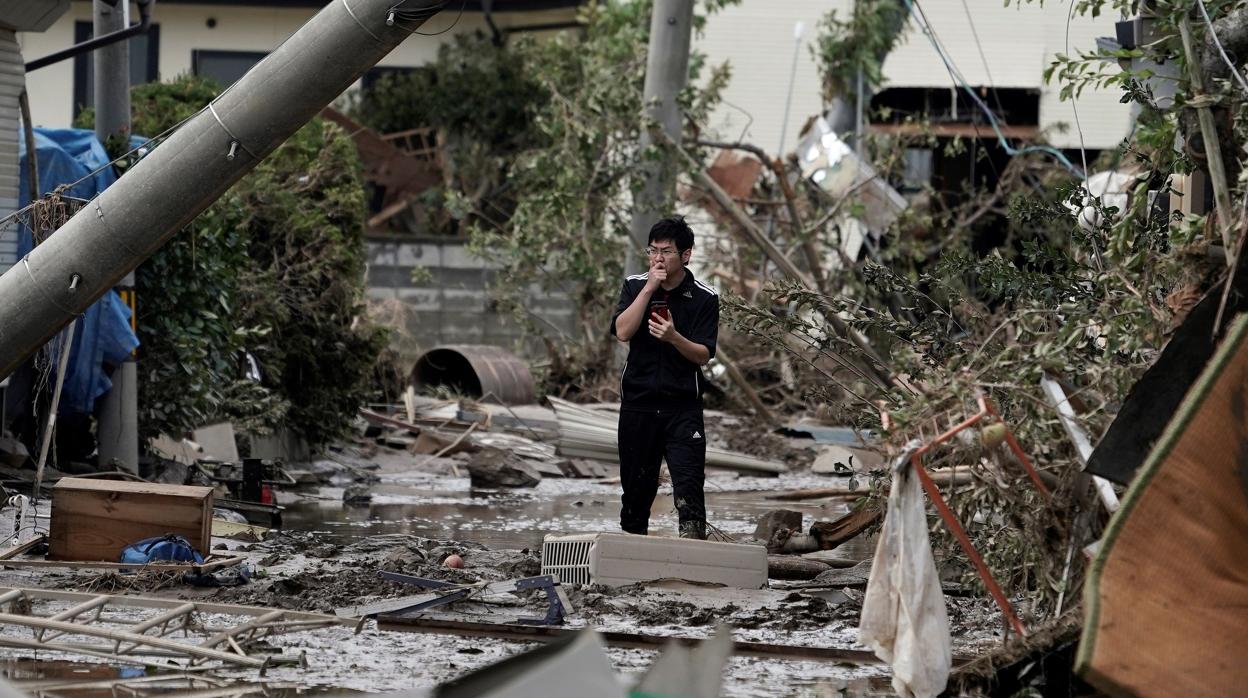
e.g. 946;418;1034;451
17;1;1132;150
17;1;576;129
696;0;1131;151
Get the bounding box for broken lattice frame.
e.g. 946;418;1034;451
0;587;360;672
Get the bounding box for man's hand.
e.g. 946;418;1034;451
643;259;667;292
648;312;678;343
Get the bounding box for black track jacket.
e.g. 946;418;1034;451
610;269;719;410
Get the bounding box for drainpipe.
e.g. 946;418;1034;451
26;0;156;73
0;0;441;381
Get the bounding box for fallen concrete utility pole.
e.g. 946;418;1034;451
0;0;441;381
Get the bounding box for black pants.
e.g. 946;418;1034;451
617;407;706;535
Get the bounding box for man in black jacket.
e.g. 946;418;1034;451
611;216;719;540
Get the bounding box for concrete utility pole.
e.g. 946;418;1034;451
0;0;440;381
627;0;694;276
93;0;138;473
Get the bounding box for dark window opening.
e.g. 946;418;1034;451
191;49;267;88
870;86;1041;127
72;21;161;120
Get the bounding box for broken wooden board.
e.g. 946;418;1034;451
1078;315;1248;696
0;555;244;573
377;615;885;665
0;535;46;561
49;478;213;561
811;507;880;549
0;586;355;671
211;518;269;541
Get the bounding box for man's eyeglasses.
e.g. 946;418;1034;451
646;246;680;257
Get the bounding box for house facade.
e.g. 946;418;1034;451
9;0;1131;349
699;0;1129;154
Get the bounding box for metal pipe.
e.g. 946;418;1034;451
0;0;440;381
25;0;155;73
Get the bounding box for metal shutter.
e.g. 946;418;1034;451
0;30;23;275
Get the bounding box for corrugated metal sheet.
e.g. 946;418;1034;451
0;29;23;275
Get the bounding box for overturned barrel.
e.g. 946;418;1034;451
410;345;536;405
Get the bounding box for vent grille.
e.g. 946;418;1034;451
540;532;768;589
540;535;595;586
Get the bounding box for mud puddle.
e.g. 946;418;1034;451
0;657;342;696
282;483;871;560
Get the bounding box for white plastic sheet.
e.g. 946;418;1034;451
859;444;952;698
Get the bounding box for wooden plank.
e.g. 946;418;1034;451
51;477;214;497
0;534;45;560
376;615;885;664
0;556;245;573
49;478;213;561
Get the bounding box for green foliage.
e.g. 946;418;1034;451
352;32;548;152
78;75;383;447
356;1;733;395
465;0;732;394
812;0;909;101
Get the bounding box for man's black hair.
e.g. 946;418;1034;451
648;216;694;252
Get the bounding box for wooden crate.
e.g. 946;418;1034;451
49;478;214;561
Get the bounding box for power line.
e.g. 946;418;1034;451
903;0;1086;178
1064;0;1090;183
958;0;1007;119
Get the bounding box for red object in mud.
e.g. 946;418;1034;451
444;554;464;569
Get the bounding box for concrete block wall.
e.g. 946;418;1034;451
366;237;577;361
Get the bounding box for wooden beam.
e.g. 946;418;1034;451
868;122;1038;139
0;556;246;574
376;615;886;664
0;535;46;560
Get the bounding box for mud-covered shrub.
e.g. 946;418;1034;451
77;75;384;446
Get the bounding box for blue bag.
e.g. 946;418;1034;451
119;534;205;565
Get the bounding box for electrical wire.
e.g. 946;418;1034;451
1064;0;1090;183
387;0;464;36
1196;0;1248;96
958;0;1007;119
903;0;1086;179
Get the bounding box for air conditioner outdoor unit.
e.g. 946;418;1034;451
541;533;767;589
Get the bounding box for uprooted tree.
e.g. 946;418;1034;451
698;0;1245;625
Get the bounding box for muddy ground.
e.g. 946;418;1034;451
0;412;1006;696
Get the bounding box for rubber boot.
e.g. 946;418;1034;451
678;520;707;540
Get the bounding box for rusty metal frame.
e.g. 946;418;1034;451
903;395;1051;637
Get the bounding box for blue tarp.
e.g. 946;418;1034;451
17;128;142;415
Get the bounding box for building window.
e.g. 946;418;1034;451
72;22;161;120
191;50;267;89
